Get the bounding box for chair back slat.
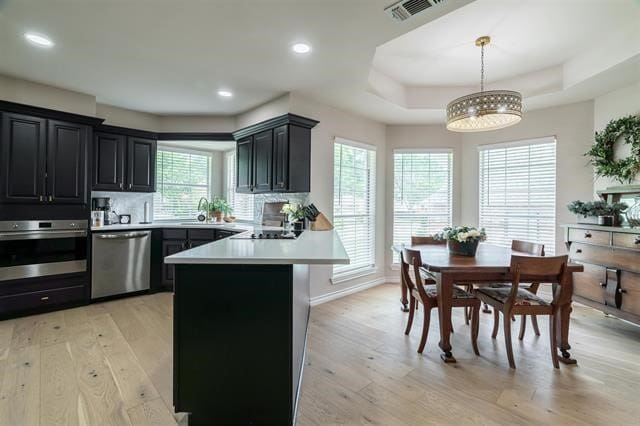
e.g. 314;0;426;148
401;248;430;299
511;239;545;256
509;255;568;306
411;235;445;246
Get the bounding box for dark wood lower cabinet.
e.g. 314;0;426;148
0;274;88;319
565;225;640;325
173;263;310;425
162;240;187;289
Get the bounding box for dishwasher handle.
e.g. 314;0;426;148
95;232;149;240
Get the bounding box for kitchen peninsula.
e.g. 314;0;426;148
165;229;349;425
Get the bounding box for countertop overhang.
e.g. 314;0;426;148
164;229;350;265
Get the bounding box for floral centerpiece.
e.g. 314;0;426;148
436;226;487;256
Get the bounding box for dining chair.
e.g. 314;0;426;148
475;254;569;368
471;240;545;338
401;248;481;354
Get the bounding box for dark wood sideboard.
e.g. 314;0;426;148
564;224;640;325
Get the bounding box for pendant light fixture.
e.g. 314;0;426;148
446;36;522;132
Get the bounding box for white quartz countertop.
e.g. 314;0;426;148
164;229;350;265
90;221;255;233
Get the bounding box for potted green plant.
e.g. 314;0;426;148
200;196;233;222
567;200;627;226
436;226;487;256
281;203;307;230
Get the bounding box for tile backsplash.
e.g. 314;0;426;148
91;191;310;224
91;191;154;224
253;193;309;223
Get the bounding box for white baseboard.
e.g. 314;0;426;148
310;277;388;306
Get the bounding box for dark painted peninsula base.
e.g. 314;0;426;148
173;263;310;425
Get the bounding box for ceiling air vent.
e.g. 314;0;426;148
385;0;443;22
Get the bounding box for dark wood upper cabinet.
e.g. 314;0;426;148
46;120;88;204
233;114;318;194
0;112;46;203
127;136;156;192
92;126;157;193
236;136;253;193
272;125;289;191
253;130;273;193
93;131;125;191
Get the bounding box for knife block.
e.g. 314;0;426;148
310;213;334;231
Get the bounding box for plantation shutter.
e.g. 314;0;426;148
392;150;453;263
333;139;376;279
154;147;211;220
478;137;557;254
225;151;255;221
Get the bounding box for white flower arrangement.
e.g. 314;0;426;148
436;226;486;243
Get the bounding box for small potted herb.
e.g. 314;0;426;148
567;200;627;226
198;196;233;222
436;226;487;256
281;203;307;231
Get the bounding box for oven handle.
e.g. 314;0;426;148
95;232;149;240
0;229;87;241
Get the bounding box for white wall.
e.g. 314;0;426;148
459;101;595;254
235;94;291;130
289;94;388;299
0;74;96;116
384;125;462;274
593;82;640;193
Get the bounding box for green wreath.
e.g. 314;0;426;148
586;115;640;183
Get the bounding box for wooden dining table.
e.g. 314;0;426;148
392;242;584;364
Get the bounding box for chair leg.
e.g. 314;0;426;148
518;315;526;340
471;305;480;356
450;318;455;334
464;307;470;325
491;308;500;338
404;296;416;335
549;314;559;368
417;307;431;354
531;315;541;336
503;311;516;369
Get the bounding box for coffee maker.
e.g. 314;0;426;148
91;197;114;225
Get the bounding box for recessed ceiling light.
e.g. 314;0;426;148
24;32;54;48
292;43;311;54
217;90;233;98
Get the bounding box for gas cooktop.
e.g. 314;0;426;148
231;229;301;240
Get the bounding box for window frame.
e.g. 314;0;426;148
331;137;377;283
477;136;557;254
391;148;454;265
154;144;213;221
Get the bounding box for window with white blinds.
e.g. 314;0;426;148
333;139;376;279
479;137;557;254
225;150;254;221
154;147;211;220
392;150;453;263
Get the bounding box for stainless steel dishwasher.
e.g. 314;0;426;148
91;230;151;299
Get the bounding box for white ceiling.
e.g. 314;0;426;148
0;0;638;124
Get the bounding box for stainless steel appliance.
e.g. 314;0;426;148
0;220;87;282
261;202;287;226
91;230;151;299
91;197;115;225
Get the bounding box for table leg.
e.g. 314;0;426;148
400;271;409;312
554;276;577;365
437;273;456;363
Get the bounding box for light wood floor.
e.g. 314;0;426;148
0;284;639;425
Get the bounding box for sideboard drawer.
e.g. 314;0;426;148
570;243;640;274
572;261;606;305
612;232;640;250
620;271;640;317
568;228;610;246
